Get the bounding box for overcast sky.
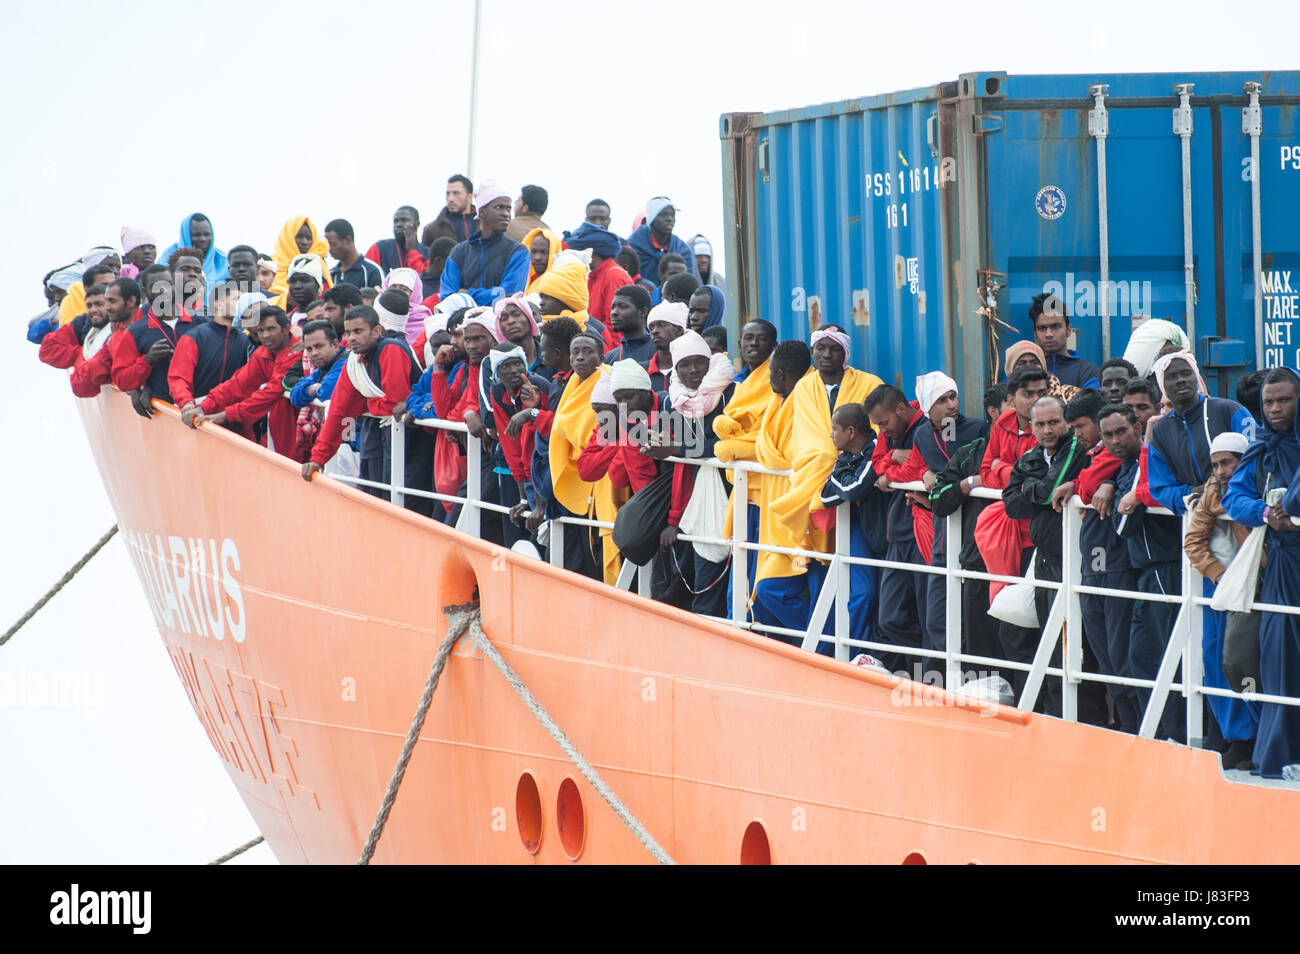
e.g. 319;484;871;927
3;0;1295;864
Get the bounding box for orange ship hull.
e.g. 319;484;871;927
79;390;1299;863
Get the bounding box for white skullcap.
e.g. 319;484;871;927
1210;431;1249;457
609;358;652;392
647;301;688;331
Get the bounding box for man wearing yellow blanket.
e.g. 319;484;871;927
713;319;778;605
763;328;883;653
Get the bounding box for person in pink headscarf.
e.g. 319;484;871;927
382;267;432;341
493;292;541;372
120;227;157;279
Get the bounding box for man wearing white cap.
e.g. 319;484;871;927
627;196;696;289
646;300;689;392
911;370;990;685
439;180;529;306
120;227;158;279
283;253;326;319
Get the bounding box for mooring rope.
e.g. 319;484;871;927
1;525;119;647
208;835;265;865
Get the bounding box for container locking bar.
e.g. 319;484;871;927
1243;81;1264;369
1089;84;1112;359
1174;83;1196;344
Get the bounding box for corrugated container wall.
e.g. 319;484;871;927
721;71;1300;405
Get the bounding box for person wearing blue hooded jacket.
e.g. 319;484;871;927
289;319;347;409
1146;352;1255;516
439;182;529;306
627;197;695;289
162;213;229;286
687;284;726;331
1030;292;1099;389
1223;367;1300;778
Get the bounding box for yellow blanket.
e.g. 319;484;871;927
547;368;620;583
271;216;330;294
770;366;881;571
523;228;563;295
713;357;771;506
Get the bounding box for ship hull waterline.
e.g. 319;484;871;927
78;390;1298;864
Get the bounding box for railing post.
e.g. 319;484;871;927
389;417;405;508
1182;514;1205;745
637;560;653;597
944;505;962;691
834;502;851;661
463;431;482;537
1062;498;1083;723
731;466;750;625
549;517;564;568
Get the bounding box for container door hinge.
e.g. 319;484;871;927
1087;84;1109;138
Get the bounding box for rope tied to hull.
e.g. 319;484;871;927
1;525;119;647
357;601;675;865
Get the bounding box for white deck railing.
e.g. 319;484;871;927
318;415;1300;748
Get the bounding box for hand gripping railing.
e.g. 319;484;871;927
321;418;1300;750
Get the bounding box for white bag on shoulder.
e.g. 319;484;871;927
988;557;1040;628
1211;524;1266;613
679;466;731;564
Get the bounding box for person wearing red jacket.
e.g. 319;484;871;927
110;267;204;415
69;278;143;397
182;306;303;459
865;386;930;672
485;344;552;547
564;222;634;351
974;364;1052;607
38;283;111;370
301;305;422;503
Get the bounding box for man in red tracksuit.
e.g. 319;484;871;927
301;305;422;499
38;283;111;370
182;305;303;459
110;268;205;415
70;278;143;397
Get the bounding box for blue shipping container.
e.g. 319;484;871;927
720;71;1300;403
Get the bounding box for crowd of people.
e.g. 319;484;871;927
26;177;1300;780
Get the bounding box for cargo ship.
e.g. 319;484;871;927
78;390;1300;863
77;69;1300;863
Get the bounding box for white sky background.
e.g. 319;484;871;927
1;0;1295;864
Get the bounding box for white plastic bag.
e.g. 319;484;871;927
678;466;730;563
1211;524;1266;613
988;557;1040;628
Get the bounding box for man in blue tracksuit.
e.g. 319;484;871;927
439;183;529;305
1144;351;1257;746
1031;292;1099;389
817;403;882;662
626;197;696;288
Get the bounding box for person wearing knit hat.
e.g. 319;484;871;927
440;179;530;306
281;253;326;318
1184;418;1259;769
564;221;633;352
493;292;542;372
483;338;554;547
120;227;158;279
910;369;987;682
646;300;688;391
626;195;696;290
381;266;433;341
689;233;724;290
